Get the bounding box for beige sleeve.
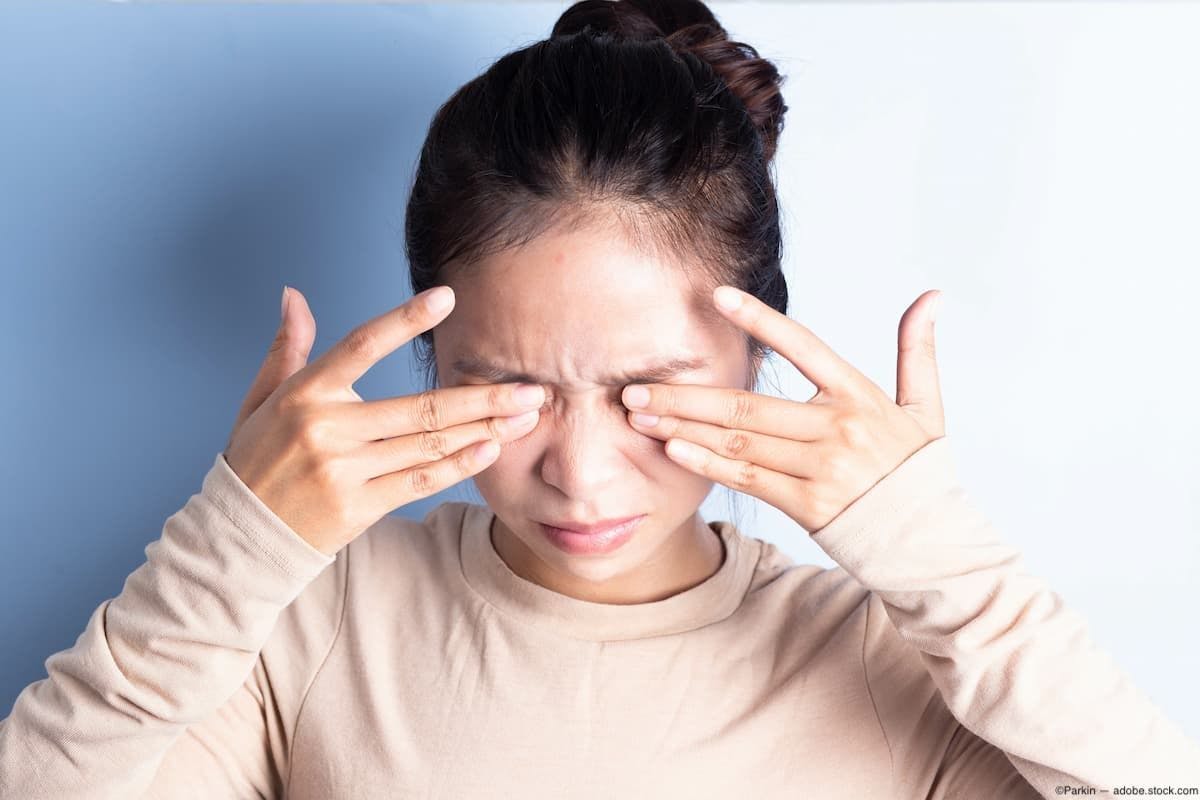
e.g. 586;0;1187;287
0;452;338;800
811;436;1200;797
142;540;346;800
859;589;1043;798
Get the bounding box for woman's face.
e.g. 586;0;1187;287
433;223;754;602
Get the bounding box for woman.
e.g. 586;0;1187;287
2;1;1197;797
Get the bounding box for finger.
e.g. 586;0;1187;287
620;382;834;440
303;286;456;395
331;381;547;441
659;435;805;516
229;286;317;447
353;408;540;480
712;285;871;396
895;289;946;436
361;430;505;517
627;412;825;479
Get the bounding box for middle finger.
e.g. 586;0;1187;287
352;407;541;480
628;412;826;479
335;381;546;441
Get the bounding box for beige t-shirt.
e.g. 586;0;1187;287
1;436;1197;798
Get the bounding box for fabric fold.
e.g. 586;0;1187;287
0;451;336;800
811;436;1200;792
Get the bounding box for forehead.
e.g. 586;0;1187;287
432;223;739;387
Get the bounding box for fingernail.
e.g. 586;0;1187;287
280;285;290;322
714;286;743;312
472;439;500;464
623;385;650;408
514;384;545;407
666;439;699;463
931;292;943;323
425;286;454;313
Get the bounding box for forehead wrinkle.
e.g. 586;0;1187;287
450;353;713;387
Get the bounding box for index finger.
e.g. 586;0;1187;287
306;286;455;393
713;286;868;396
622;382;834;440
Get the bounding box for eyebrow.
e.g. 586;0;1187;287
450;354;713;387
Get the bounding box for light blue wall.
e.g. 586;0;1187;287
0;0;565;716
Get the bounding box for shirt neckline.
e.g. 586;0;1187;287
458;503;760;641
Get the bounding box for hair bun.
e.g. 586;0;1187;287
552;0;788;161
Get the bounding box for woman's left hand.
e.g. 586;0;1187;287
621;285;947;534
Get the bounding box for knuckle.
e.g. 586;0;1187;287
342;325;381;362
484;416;507;439
839;416;869;449
656;387;677;417
401;297;426;324
410;390;443;432
722;430;751;458
490;382;511;411
312;454;347;491
405;464;435;496
293;408;331;449
275;387;307;414
266;332;288;356
415;429;450;461
725;390;755;429
733;459;759;491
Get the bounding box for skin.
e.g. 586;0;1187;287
620;283;944;537
432;223;760;605
225;216;941;580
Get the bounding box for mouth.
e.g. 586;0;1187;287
540;515;643;535
538;515;645;556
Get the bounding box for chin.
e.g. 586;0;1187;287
547;550;637;585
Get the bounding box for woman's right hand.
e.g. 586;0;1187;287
222;285;543;556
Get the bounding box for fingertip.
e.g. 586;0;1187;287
714;285;743;312
424;286;455;314
472;439;500;466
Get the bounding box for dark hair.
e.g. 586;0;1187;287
404;0;790;397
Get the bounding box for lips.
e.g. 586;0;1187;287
540;515;642;535
540;515;644;555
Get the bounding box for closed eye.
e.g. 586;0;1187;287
459;383;643;412
533;390;629;410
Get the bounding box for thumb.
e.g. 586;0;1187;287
266;285;316;380
227;286;317;449
895;289;946;438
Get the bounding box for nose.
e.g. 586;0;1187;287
537;402;632;499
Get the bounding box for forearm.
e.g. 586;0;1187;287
0;452;334;800
813;437;1200;794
